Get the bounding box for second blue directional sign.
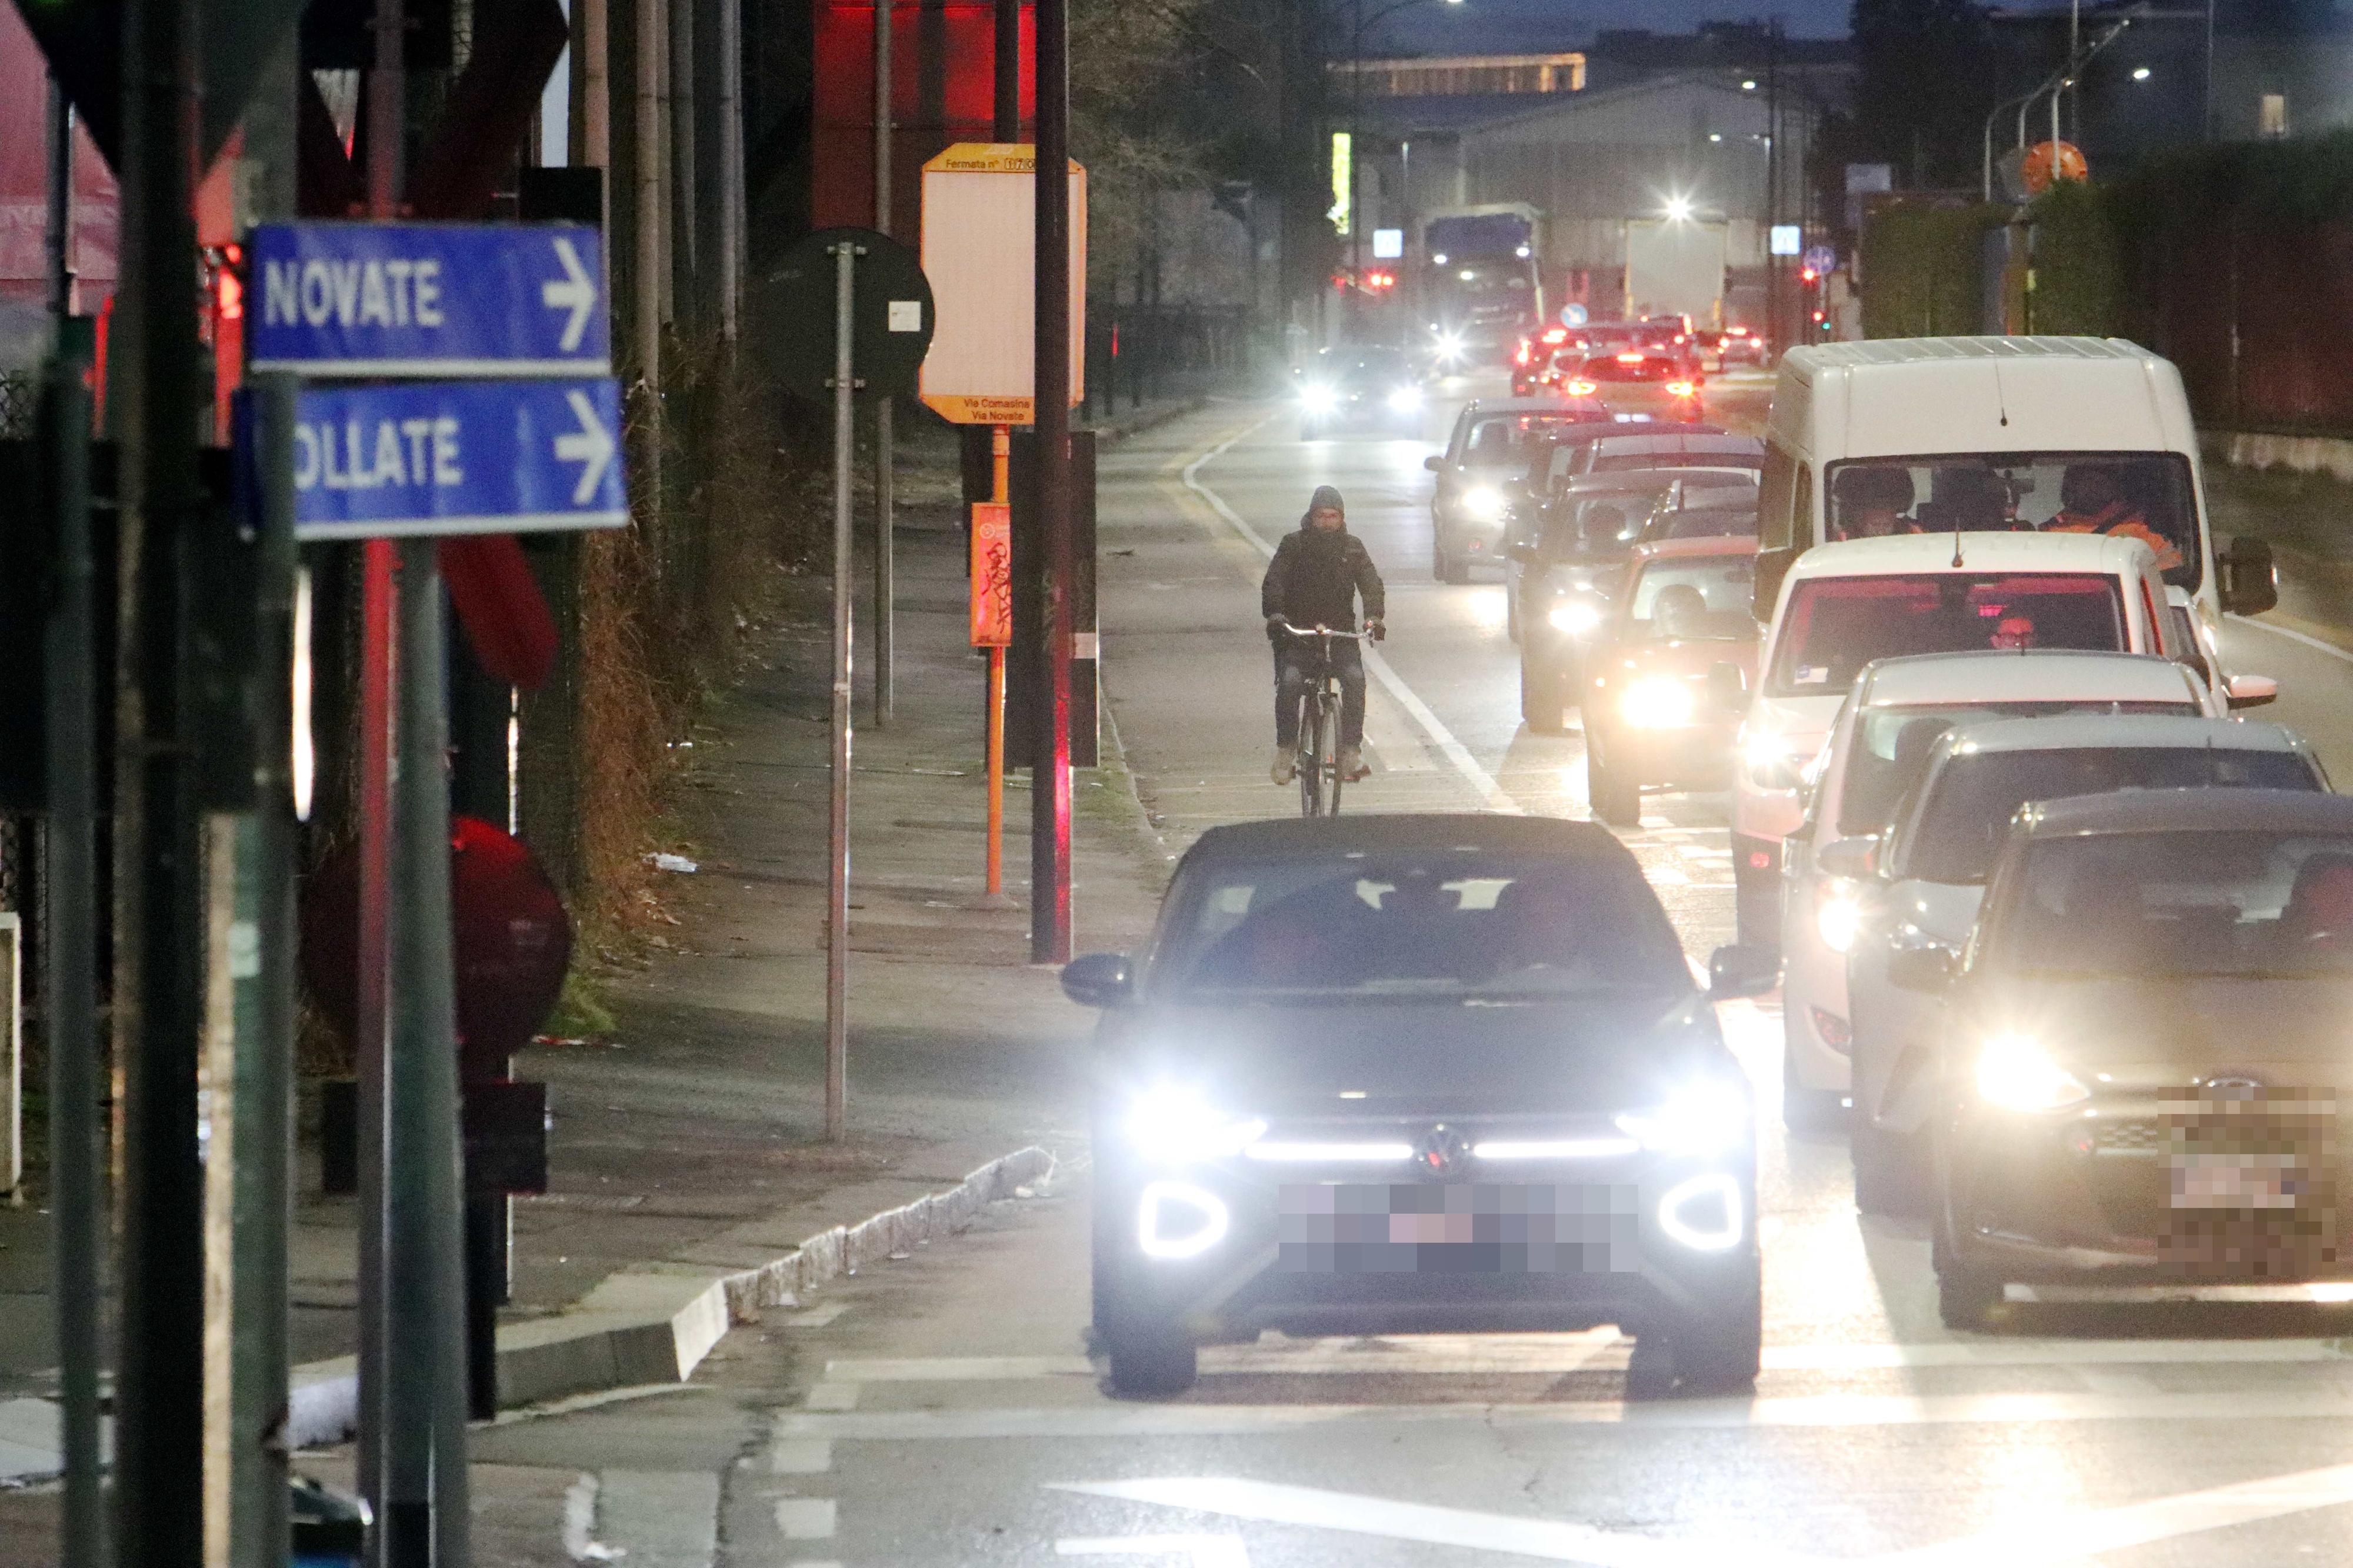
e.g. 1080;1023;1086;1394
247;221;612;376
286;378;628;541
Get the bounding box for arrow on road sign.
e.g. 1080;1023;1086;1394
542;238;598;353
554;389;616;504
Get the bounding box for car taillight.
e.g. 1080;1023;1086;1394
1567;379;1597;395
1667;381;1695;396
1514;345;1531;366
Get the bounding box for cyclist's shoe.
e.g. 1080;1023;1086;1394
1271;746;1298;785
1339;746;1369;782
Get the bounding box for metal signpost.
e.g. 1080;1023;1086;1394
246;216;625;1566
768;226;935;1140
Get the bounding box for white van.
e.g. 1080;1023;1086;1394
1754;337;2278;657
1731;529;2185;945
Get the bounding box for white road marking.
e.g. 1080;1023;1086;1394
595;1470;721;1568
562;1473;618;1562
2229;611;2353;665
774;1498;840;1540
1050;1477;1814;1567
1179;415;1524;813
769;1437;834;1473
1864;1459;2353;1567
1055;1534;1253;1566
803;1382;861;1410
1761;1337;2352;1370
775;1384;2353;1442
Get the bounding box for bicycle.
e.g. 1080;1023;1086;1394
1274;619;1371;818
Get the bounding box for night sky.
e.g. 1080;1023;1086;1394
1374;0;1854;54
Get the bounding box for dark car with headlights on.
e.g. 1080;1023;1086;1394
1504;465;1756;667
1298;344;1426;440
1425;398;1611;583
1897;790;2353;1328
1066;815;1777;1396
1575;538;1759;823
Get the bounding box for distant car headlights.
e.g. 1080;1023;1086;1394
1547;598;1604;635
1615;1080;1752;1157
1815;881;1862;953
1136;1180;1230;1260
1974;1032;2091;1113
1657;1172;1745;1251
1434;331;1467;363
1619;675;1697;729
1387;385;1424;413
1125;1083;1268;1164
1461;485;1506;521
1300;384;1338;414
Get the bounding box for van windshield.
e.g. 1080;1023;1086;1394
1770;573;2127;696
1823;452;2201;591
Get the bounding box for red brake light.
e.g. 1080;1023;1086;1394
1542;327;1568;344
1567;379;1598;395
1666;380;1695;396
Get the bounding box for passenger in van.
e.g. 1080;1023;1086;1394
1989;614;2037;651
1921;466;2021;533
2046;465;2184;571
1831;466;1922;540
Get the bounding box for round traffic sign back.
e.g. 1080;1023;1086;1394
762;226;936;402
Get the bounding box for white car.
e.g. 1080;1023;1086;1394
1731;529;2188;949
1831;713;2328;1212
1777;650;2225;1133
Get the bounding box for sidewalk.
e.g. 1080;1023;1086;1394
0;402;1189;1502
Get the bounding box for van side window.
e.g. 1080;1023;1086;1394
1758;443;1798;551
1792;465;1815;550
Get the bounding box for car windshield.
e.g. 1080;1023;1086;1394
1824;451;2202;590
1771;573;2128;696
1835;700;2203;836
1540;488;1670;560
1993;830;2353;978
1622;559;1757;641
1901;748;2320;886
1324;349;1410;385
1155;852;1689;1001
1464;412;1608;467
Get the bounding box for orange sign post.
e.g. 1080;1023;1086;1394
970;481;1014;895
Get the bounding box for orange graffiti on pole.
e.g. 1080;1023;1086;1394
969;502;1013;646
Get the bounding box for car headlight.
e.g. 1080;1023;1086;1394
1435;332;1465;361
1975;1032;2089;1112
1547;599;1603;635
1619;675;1697;729
1815;882;1861;953
1741;727;1815;790
1615;1080;1752;1156
1461;486;1505;521
1301;385;1337;413
1125;1084;1268;1163
1137;1180;1230;1260
1657;1172;1745;1251
1387;386;1422;412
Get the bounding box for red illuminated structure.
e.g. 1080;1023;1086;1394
813;1;1035;232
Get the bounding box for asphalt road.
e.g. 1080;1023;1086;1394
471;382;2353;1566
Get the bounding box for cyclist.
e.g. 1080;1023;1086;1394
1263;483;1386;785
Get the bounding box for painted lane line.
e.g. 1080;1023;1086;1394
1050;1478;1818;1568
802;1382;860;1411
562;1473;618;1562
1179;416;1523;814
1760;1337;2353;1371
595;1470;721;1568
769;1437;834;1474
774;1498;840;1540
1864;1459;2353;1568
774;1384;2353;1442
2228;610;2353;666
1056;1535;1253;1566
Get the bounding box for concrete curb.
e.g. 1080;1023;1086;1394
280;1143;1056;1451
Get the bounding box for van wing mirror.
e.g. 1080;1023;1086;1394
1887;945;1957;995
2219;537;2279;616
1754;545;1799;622
1815;835;1879;880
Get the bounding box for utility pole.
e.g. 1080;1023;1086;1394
112;0;207;1558
874;0;896;725
1031;0;1074;965
1764;20;1781;356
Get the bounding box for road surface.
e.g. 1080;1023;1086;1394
469;379;2353;1566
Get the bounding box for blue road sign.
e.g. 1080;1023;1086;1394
279;378;628;541
1802;244;1838;276
247;222;611;376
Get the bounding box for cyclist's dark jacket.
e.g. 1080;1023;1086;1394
1261;521;1385;638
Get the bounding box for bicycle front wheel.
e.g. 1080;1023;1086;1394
1297;696;1323;818
1310;691;1344;817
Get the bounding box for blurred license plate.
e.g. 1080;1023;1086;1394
1276;1183;1640;1274
2169;1155;2301;1210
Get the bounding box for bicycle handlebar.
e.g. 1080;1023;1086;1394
1271;618;1373;640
